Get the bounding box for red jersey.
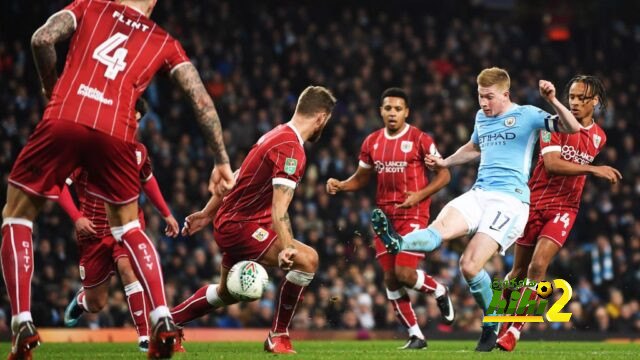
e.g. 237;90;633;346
529;123;607;211
43;0;190;143
68;142;153;239
358;125;441;221
215;123;306;229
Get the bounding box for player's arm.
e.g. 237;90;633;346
542;152;622;184
57;183;96;237
170;63;233;195
426;140;480;170
141;176;179;237
31;11;76;99
181;193;223;236
538;80;581;134
326;166;373;194
272;184;297;270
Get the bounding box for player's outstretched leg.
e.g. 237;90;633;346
170;267;238;352
2;187;46;359
371;209;402;254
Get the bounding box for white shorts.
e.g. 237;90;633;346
446;188;529;255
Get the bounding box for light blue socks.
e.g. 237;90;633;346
467;269;499;331
402;226;442;252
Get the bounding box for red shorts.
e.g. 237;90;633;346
516;209;577;248
78;235;129;288
375;217;428;272
214;222;278;269
9;120;140;204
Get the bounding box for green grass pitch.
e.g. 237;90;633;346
1;340;638;359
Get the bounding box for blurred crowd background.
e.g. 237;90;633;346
1;0;639;337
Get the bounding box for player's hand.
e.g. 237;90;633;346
425;154;446;170
591;165;622;184
164;215;180;238
74;217;97;237
181;211;213;236
396;191;423;209
539;80;557;101
209;164;235;196
277;247;298;270
326;178;342;195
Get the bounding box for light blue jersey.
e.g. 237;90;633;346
471;104;558;203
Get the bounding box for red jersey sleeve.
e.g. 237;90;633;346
418;132;441;158
163;38;191;74
62;0;89;28
539;130;562;155
270;142;305;189
358;136;373;169
139;151;153;182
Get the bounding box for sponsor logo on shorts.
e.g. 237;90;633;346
284;158;298;175
79;265;86;280
252;228;269;242
135;150;142;165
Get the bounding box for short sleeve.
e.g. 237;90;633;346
62;0;89;29
270;142;305;189
137;144;153;182
419;133;441;158
529;106;559;133
358;136;373;169
539;130;562;155
164;38;191;74
471;124;479;145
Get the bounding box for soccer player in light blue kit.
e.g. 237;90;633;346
371;67;582;351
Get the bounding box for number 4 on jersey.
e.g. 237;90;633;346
93;33;129;80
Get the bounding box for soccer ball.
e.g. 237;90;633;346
536;281;553;299
227;260;269;301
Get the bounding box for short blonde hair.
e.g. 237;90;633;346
477;67;510;91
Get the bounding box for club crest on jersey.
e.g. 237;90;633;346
593;134;602;148
401;141;413;153
135;150;142;165
252;228;269;242
505;117;516;127
373;143;379;150
284;158;298;175
541;131;552;143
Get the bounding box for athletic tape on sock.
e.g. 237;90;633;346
110;220;141;242
385;287;407;300
205;284;225;307
285;270;314;287
2;218;33;230
124;281;144;296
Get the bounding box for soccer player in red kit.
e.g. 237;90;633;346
326;88;453;349
58;101;179;353
497;76;622;351
2;1;233;358
169;86;336;354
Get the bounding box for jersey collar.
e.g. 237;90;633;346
581;120;595;130
384;124;410;140
286;122;304;146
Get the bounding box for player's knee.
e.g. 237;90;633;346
527;259;548;281
394;266;415;286
117;261;136;284
459;255;481;279
85;294;107;313
217;282;239;305
297;246;319;272
507;266;527;282
383;271;399;290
